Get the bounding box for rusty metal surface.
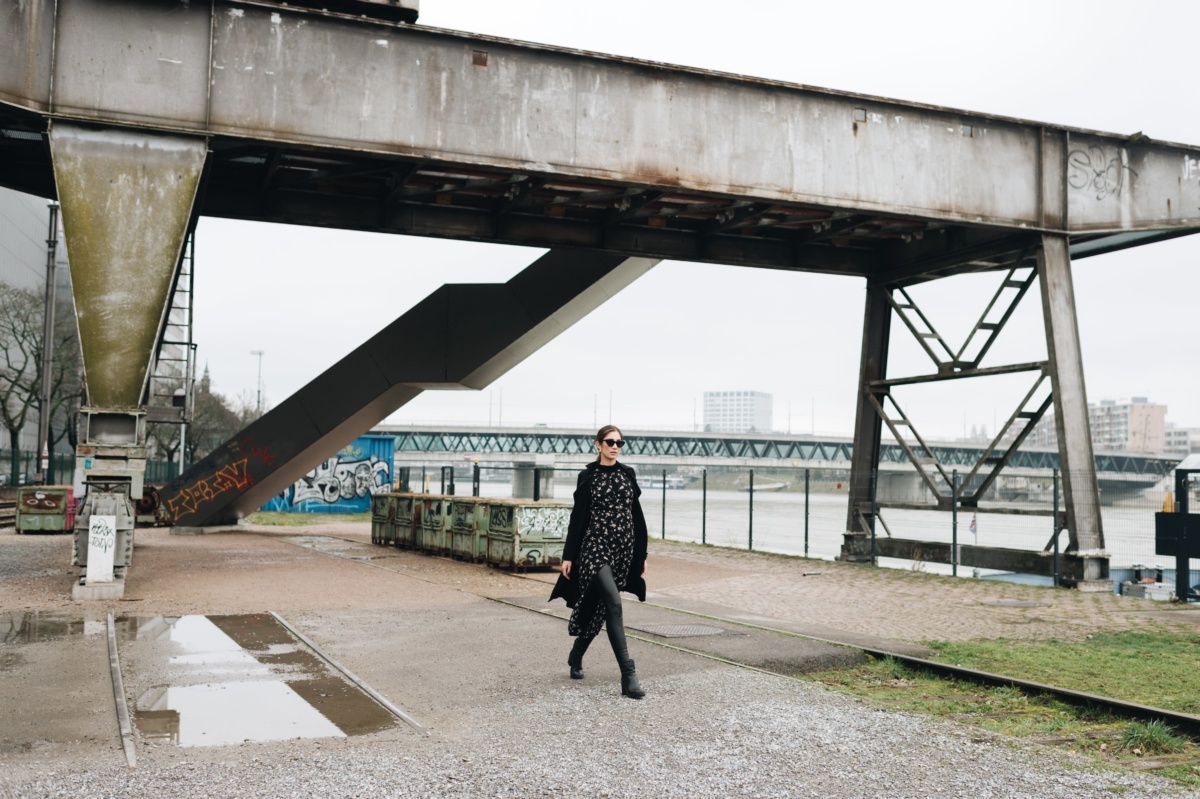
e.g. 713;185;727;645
2;0;1199;256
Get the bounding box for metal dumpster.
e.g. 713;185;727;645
417;495;453;555
485;499;570;570
393;493;419;549
449;497;489;562
370;493;395;545
15;486;74;534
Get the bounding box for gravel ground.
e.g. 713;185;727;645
3;669;1193;799
5;523;1200;798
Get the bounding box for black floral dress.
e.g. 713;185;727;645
567;463;636;639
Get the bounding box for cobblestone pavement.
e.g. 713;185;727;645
552;538;1200;646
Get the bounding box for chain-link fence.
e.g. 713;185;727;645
395;461;1199;594
0;449;181;488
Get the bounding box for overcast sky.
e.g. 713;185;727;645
193;0;1200;439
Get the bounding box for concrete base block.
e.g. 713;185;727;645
170;525;241;535
72;577;125;601
1074;579;1115;594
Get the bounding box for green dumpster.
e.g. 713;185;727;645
370;493;395;545
417;495;453;555
485;499;570;570
393;493;419;549
450;498;489;562
16;486;75;534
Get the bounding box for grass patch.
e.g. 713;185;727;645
1120;720;1187;755
244;511;371;527
809;654;1113;738
805;635;1200;786
925;630;1200;715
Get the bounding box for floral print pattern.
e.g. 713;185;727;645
568;464;635;639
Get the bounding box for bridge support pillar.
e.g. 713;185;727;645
49;123;207;592
842;284;892;562
1038;235;1108;590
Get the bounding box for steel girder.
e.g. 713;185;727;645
381;427;1175;477
3;1;1200;279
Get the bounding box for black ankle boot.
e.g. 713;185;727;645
620;659;645;699
568;636;591;680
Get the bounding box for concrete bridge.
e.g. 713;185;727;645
3;0;1200;588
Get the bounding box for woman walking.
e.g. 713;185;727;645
549;425;649;699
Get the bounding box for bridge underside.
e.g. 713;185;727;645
3;0;1198;588
1;100;1191;284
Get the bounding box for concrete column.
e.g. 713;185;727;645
1037;234;1109;589
49;123;207;408
842;284;892;561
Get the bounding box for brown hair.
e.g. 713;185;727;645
595;425;624;462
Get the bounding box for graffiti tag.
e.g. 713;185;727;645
88;517;115;554
1184;154;1200;182
165;459;254;517
1067;146;1137;201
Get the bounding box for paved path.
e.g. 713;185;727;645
2;522;1198;798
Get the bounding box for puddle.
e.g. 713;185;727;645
130;613;396;747
0;612;106;644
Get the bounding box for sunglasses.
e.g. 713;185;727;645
601;438;625;448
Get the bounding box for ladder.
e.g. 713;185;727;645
146;231;196;426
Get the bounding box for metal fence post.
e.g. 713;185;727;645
701;468;707;545
1053;468;1060;587
748;468;754;551
869;469;877;566
533;468;541;502
440;466;446;495
804;467;810;558
951;470;960;577
661;468;667;539
472;462;480;497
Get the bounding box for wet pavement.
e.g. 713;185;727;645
3;522;1200;797
123;614;397;747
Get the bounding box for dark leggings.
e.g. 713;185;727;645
584;564;630;663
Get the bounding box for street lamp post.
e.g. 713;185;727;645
250;350;264;415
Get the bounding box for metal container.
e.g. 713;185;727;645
370;493;395;545
393;493;419;549
485;499;570;570
16;486;74;534
449;498;489;562
417;495;453;555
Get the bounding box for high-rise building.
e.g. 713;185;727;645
702;390;772;434
1030;397;1167;453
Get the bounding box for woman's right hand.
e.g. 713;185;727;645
561;560;572;579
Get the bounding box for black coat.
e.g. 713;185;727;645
548;461;649;608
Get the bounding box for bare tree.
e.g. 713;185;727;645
0;283;44;480
0;283;85;484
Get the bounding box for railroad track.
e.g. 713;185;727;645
340;532;1200;746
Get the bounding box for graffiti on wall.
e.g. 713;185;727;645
265;442;392;513
1067;145;1138;201
162;436;278;520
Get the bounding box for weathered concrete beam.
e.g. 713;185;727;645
4;0;1200;235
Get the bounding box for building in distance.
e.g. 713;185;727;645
1166;423;1200;457
702;390;772;434
1030;397;1167;454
